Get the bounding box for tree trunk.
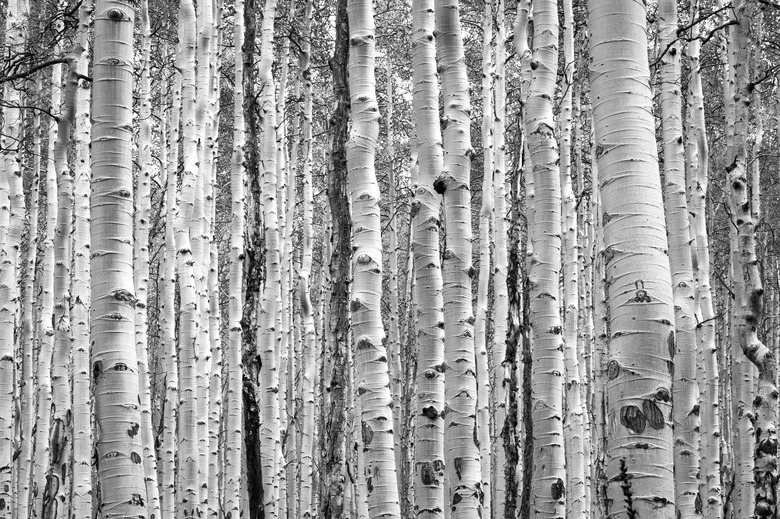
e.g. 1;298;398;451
297;0;316;514
90;0;148;512
523;0;566;514
658;0;701;515
410;0;446;515
321;0;351;515
433;0;481;516
560;0;586;514
475;2;493;515
176;0;202;512
0;0;28;512
346;0;401;515
135;1;161;515
225;0;246;514
71;4;92;513
588;0;677;516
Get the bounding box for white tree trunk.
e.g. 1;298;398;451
90;0;148;512
588;0;677;516
346;0;401;515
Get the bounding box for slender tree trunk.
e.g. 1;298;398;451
560;0;586;514
16;80;41;519
71;4;92;513
32;59;61;519
135;1;161;515
256;1;282;517
0;0;28;511
433;1;482;516
658;0;701;515
346;1;401;515
523;0;566;514
225;0;246;514
90;0;148;512
491;2;510;513
321;1;351;515
588;0;677;517
160;60;182;519
728;3;777;515
410;0;446;515
686;4;721;509
297;1;316;515
48;42;79;519
475;3;494;515
176;0;203;512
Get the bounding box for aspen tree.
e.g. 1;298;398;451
256;0;282;516
134;1;161;515
16;83;41;519
32;59;61;519
658;0;701;514
560;0;586;514
522;0;566;513
588;0;677;516
686;4;721;510
176;0;203;512
224;0;246;506
433;0;482;515
207;11;224;517
90;0;148;512
0;0;27;510
192;0;213;502
296;1;316;515
475;3;493;516
345;0;402;515
490;1;510;512
410;0;446;515
48;43;79;519
276;7;296;509
385;57;404;492
160;62;182;519
572;79;593;518
729;2;777;515
71;3;92;513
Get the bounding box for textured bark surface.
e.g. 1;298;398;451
434;1;482;516
225;0;245;515
687;1;722;514
410;0;446;516
0;0;28;512
523;0;566;515
658;0;701;515
90;0;148;514
321;1;350;515
588;0;677;516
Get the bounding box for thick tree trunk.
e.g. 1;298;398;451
90;0;148;513
588;0;677;516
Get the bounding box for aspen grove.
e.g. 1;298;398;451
4;0;780;517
